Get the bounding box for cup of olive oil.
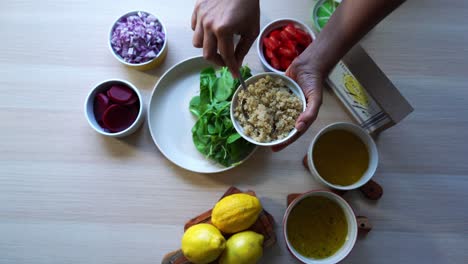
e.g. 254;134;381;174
306;122;379;190
283;191;358;264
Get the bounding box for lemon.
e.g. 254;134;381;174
181;223;226;264
219;231;264;264
212;193;262;234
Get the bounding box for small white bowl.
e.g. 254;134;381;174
84;79;145;138
257;18;316;74
306;122;379;190
283;190;358;264
230;73;306;147
109;11;168;71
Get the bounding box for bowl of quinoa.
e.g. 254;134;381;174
230;73;306;146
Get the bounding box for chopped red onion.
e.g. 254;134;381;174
111;11;165;64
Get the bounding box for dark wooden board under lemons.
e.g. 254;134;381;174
161;187;276;264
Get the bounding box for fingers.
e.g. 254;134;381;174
272;73;323;152
271;97;320;152
234;35;256;69
191;9;197;31
193;16;204;48
203;31;225;66
297;93;321;131
217;33;239;78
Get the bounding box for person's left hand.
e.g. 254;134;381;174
271;53;325;152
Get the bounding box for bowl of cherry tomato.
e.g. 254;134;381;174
257;18;315;73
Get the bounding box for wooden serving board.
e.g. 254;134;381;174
161;187;276;264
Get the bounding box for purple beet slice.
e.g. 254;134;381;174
93;92;110;124
107;85;135;104
102;104;138;133
123;93;138;105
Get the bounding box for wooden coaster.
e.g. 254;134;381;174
161;186;276;264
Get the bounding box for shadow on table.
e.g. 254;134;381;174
98;122;154;157
169;147;274;187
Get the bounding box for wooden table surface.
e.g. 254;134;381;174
1;0;467;263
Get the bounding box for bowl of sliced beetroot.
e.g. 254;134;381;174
257;18;315;73
85;79;144;137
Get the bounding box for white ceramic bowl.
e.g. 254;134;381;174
306;122;379;190
84;79;145;138
257;18;316;74
283;190;358;264
230;73;306;147
109;11;168;71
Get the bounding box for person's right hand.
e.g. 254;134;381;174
191;0;260;77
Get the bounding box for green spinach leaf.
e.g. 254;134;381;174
188;65;254;167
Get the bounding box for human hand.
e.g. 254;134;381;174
191;0;260;77
271;52;325;152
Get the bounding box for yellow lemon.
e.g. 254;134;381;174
211;193;262;234
219;231;264;264
181;223;226;264
343;74;369;107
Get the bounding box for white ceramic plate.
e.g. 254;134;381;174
148;56;256;173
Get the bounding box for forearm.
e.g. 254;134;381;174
305;0;406;75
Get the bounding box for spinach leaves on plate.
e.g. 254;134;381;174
189;66;255;167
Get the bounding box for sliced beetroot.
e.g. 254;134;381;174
128;102;140;117
123;93;138;105
107;85;135;104
93;93;111;123
102;104;138;133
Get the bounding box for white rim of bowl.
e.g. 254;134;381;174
257;18;317;74
307;122;379;190
84;79;143;137
147;56;258;174
283;190;358;264
108;10;167;67
230;72;307;146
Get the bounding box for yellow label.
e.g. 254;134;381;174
343;74;369;108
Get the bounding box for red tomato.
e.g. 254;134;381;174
279;30;290;42
264;47;275;60
278;47;297;59
270;56;281;70
269;30;282;42
283;24;298;39
285;40;298;52
280;57;293;71
263;37;280;51
269;35;281;48
294;28;312;46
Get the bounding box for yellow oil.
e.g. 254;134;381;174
287;196;348;259
313;129;369;186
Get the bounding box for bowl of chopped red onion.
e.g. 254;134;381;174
109;11;167;71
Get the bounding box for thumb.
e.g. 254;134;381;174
295;73;323;132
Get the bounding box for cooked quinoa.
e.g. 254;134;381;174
234;76;303;143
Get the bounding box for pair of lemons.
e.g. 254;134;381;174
181;193;264;264
182;224;264;264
